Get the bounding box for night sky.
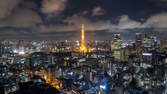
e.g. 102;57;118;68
0;0;167;40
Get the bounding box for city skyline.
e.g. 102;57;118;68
0;1;167;94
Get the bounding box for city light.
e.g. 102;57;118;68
13;49;18;53
18;51;25;55
0;0;167;94
142;53;152;56
100;85;107;90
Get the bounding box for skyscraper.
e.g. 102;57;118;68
135;33;142;48
112;34;124;61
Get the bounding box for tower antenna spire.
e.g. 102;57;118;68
80;24;87;52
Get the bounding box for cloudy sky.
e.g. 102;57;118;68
0;0;167;40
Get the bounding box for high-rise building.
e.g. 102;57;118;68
142;34;158;48
113;34;121;42
111;34;122;50
150;35;158;46
135;33;142;47
112;34;124;61
136;33;142;40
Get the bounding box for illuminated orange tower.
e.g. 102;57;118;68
80;24;87;52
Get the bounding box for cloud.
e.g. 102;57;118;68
145;13;167;29
92;7;106;16
113;15;149;30
69;6;106;17
39;14;149;32
0;0;166;39
41;0;67;14
0;8;42;28
39;16;111;32
114;13;167;32
0;0;22;19
2;12;165;34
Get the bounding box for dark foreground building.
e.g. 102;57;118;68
11;81;60;94
0;82;4;94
